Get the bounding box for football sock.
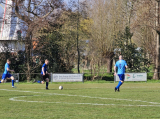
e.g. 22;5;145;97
116;81;122;89
12;80;14;87
120;82;123;87
46;82;48;87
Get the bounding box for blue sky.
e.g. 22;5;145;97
0;0;81;13
0;2;4;14
0;0;83;31
0;0;83;18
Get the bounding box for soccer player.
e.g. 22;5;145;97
41;59;50;89
114;55;128;92
0;59;15;88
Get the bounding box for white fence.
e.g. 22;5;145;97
114;73;147;82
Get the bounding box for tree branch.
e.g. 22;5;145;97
32;0;43;13
27;11;40;18
28;0;32;12
15;0;32;24
41;1;54;19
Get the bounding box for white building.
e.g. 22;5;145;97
0;0;25;52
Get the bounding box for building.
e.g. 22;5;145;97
0;0;25;52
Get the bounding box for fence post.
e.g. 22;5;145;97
17;73;19;84
50;73;53;83
146;72;147;83
82;73;84;83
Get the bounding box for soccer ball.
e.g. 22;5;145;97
59;86;63;90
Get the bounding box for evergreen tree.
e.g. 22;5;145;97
115;27;150;72
34;31;74;73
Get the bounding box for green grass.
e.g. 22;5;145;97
1;82;160;119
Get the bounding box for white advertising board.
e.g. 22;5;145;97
52;73;83;82
114;73;147;82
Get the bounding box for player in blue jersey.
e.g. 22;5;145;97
41;59;50;89
114;55;128;92
0;59;15;88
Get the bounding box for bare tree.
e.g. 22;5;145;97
0;0;64;81
131;0;160;79
85;0;135;74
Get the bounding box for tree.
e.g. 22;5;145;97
59;11;79;71
115;27;150;72
34;32;74;73
58;3;88;73
32;8;87;73
131;0;160;79
84;0;135;74
132;25;156;67
0;0;64;81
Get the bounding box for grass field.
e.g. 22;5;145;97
1;82;160;119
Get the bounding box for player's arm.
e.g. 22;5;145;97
7;68;14;72
125;61;128;69
46;71;50;76
46;71;51;76
42;67;45;75
114;66;117;76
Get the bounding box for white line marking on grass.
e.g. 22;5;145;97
1;89;160;107
9;95;160;107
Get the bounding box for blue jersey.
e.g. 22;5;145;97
41;63;47;74
4;63;9;74
115;60;127;74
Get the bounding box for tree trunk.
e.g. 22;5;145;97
104;52;114;73
77;0;80;73
106;57;113;73
153;33;160;80
25;32;32;82
153;1;160;80
153;67;159;80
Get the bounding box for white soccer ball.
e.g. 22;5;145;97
59;86;63;90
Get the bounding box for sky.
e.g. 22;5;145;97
0;2;4;14
0;2;4;29
0;0;83;26
0;0;83;13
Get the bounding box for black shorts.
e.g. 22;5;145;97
41;74;49;81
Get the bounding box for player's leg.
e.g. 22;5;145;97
115;81;123;92
10;75;15;88
1;79;5;83
117;80;123;92
45;74;49;89
6;73;15;88
115;74;124;92
41;81;45;84
40;74;46;87
45;78;49;89
1;73;7;83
